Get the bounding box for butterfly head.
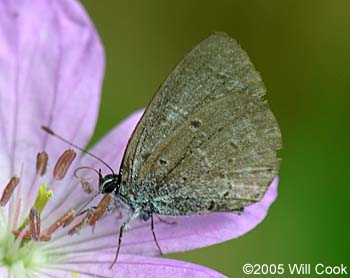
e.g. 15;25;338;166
99;173;121;194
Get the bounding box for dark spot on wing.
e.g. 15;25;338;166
229;141;238;150
218;172;225;178
190;119;202;129
142;152;151;161
208;200;215;210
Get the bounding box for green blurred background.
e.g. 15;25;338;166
80;1;350;277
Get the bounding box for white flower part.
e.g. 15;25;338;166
0;152;92;277
0;176;53;276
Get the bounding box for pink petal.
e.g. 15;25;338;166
37;254;225;278
0;0;104;187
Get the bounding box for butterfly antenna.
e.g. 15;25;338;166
42;126;115;174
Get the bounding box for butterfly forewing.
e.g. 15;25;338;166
119;33;282;215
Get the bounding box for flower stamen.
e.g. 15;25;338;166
68;208;93;235
0;176;20;206
36;151;49;176
53;149;76;181
13;208;77;242
88;194;112;225
29;208;40;241
16;183;52;233
45;209;75;237
24;151;49;215
10;226;29;257
12;198;22;231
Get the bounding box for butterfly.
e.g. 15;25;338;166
46;32;282;267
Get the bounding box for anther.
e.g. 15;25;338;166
39;234;51;241
12;230;31;240
12;230;51;241
0;176;20;206
29;208;41;241
62;210;76;227
88;194;112;226
36;151;48;176
53;149;76;180
68;208;94;235
45;209;75;236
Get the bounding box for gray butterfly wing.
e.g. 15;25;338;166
119;33;282;215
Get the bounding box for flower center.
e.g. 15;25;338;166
0;224;47;274
0;149;79;275
0;148;111;276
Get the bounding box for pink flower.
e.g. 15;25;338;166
0;0;278;277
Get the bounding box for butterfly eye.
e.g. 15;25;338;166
100;174;120;194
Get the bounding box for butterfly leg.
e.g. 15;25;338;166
109;221;127;269
76;206;97;217
151;213;163;255
110;210;140;269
